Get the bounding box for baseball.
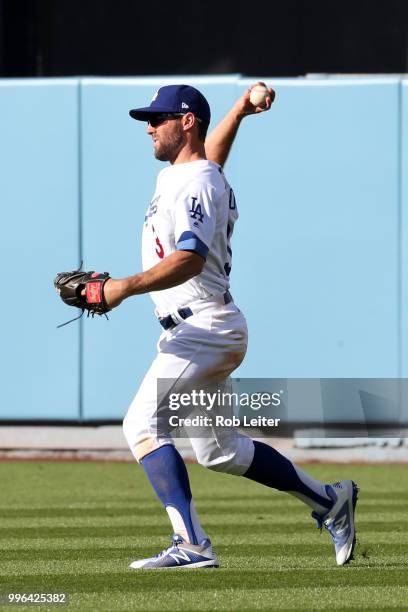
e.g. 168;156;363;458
249;84;269;107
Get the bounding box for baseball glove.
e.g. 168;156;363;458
54;264;111;327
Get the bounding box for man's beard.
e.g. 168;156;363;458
154;128;184;162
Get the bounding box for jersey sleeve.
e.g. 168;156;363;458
173;181;217;260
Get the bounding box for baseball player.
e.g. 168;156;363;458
99;83;358;569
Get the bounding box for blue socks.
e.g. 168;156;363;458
244;441;332;514
141;442;333;537
141;444;206;544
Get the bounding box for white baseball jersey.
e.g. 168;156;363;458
142;159;238;315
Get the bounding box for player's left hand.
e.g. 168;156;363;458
236;82;275;117
55;268;111;321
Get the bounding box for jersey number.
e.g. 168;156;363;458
224;188;236;276
152;225;164;259
229;188;236;210
155;237;164;259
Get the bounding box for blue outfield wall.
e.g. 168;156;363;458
0;79;80;420
0;75;405;421
230;76;400;380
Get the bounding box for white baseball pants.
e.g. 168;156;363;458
123;299;255;475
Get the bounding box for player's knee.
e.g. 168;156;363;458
195;437;254;476
122;415;160;462
122;414;137;457
197;453;243;475
198;455;232;473
122;413;136;447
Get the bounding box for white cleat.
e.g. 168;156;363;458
129;534;219;569
312;480;359;566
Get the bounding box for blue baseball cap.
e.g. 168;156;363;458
129;84;211;124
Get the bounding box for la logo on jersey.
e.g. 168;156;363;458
190;197;204;223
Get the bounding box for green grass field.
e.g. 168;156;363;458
0;461;407;611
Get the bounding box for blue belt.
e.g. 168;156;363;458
159;291;233;330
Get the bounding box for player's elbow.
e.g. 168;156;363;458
180;250;205;278
190;252;205;276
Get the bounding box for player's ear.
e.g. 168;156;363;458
181;112;196;132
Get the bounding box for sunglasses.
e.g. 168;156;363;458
147;113;203;128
